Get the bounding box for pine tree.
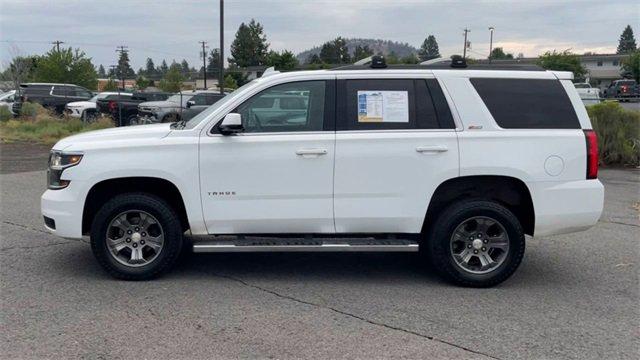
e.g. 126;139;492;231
180;59;190;79
353;45;374;61
229;19;270;67
418;35;440;61
207;49;221;78
115;50;135;79
97;64;106;77
157;60;169;76
617;25;638;54
319;37;350;64
145;58;156;77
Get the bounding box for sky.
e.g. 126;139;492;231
0;0;638;70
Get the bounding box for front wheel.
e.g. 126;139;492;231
90;193;183;280
425;200;525;287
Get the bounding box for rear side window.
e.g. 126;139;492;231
338;79;454;131
470;78;580;129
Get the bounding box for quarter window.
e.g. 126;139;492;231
470;78;580;129
52;86;67;96
235;81;326;133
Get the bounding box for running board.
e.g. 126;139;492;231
192;238;420;253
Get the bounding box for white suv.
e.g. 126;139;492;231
41;59;604;287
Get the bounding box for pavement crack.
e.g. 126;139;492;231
598;219;640;228
2;220;52;235
214;273;501;360
0;221;87;251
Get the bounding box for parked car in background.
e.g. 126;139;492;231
136;90;225;125
573;83;600;106
603;79;639;101
65;92;133;121
12;83;93;115
0;90;17;115
96;91;171;126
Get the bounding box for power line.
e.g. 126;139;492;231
51;40;64;52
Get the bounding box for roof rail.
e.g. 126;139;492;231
419;57;448;66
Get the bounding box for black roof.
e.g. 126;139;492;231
330;63;545;71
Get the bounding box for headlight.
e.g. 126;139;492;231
48;151;83;190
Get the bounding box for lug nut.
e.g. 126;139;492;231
469;236;474;240
481;247;486;251
140;240;145;245
477;233;482;238
467;244;472;248
126;238;131;243
483;239;488;244
141;232;147;237
135;227;140;232
127;230;132;234
132;243;138;248
473;250;478;254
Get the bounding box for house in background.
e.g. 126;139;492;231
477;53;630;92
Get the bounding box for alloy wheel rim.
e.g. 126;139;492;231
450;216;509;274
106;210;164;267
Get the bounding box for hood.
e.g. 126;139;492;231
138;100;180;108
53;123;173;151
66;101;95;107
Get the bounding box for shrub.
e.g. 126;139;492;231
0;113;113;144
0;106;12;122
587;101;640;166
19;101;43;118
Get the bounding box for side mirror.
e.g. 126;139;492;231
186;100;195;108
219;113;243;135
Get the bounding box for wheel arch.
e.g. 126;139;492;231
82;177;189;235
422;175;535;236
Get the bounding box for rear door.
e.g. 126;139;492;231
334;76;460;233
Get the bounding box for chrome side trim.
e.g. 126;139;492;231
193;243;419;253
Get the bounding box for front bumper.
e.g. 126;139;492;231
41;182;85;239
64;107;82;118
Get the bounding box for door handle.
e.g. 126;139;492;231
296;148;328;157
416;145;448;153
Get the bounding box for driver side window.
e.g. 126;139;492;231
235;81;326;133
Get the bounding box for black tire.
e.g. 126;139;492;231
425;200;525;287
127;115;139;126
90;193;183;280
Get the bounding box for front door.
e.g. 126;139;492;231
199;80;336;234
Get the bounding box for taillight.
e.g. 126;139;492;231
584;130;598;179
621;85;628;93
108;100;116;111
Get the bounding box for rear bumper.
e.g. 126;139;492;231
530;179;604;237
41;182;85;239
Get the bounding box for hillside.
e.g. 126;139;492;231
297;38;418;63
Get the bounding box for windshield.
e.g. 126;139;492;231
183;80;259;129
166;93;194;104
89;94;100;102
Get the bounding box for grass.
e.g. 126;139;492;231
0;103;113;144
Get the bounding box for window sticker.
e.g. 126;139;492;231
357;91;409;123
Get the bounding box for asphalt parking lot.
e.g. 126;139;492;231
0;146;638;359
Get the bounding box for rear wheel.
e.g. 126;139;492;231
90;193;183;280
425;200;525;287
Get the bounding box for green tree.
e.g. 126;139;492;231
158;63;184;92
401;53;419;64
305;53;322;65
115;50;135;80
536;50;587;81
207;48;221;79
180;59;191;79
617;25;638;54
226;67;249;87
33;47;98;89
319;37;351;64
418;35;440;61
0;55;38;89
265;50;299;70
102;78;118;91
97;64;106;77
229;19;270;67
490;47;514;60
144;58;156;77
621;50;640;82
353;45;374;61
386;51;400;64
157;60;169;76
223;74;238;90
135;75;150;90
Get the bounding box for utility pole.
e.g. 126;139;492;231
199;41;208;89
462;28;470;59
115;45;129;90
51;40;65;52
488;27;495;63
219;0;224;94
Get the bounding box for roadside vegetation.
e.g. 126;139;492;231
0;103;113;144
587;101;640;166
